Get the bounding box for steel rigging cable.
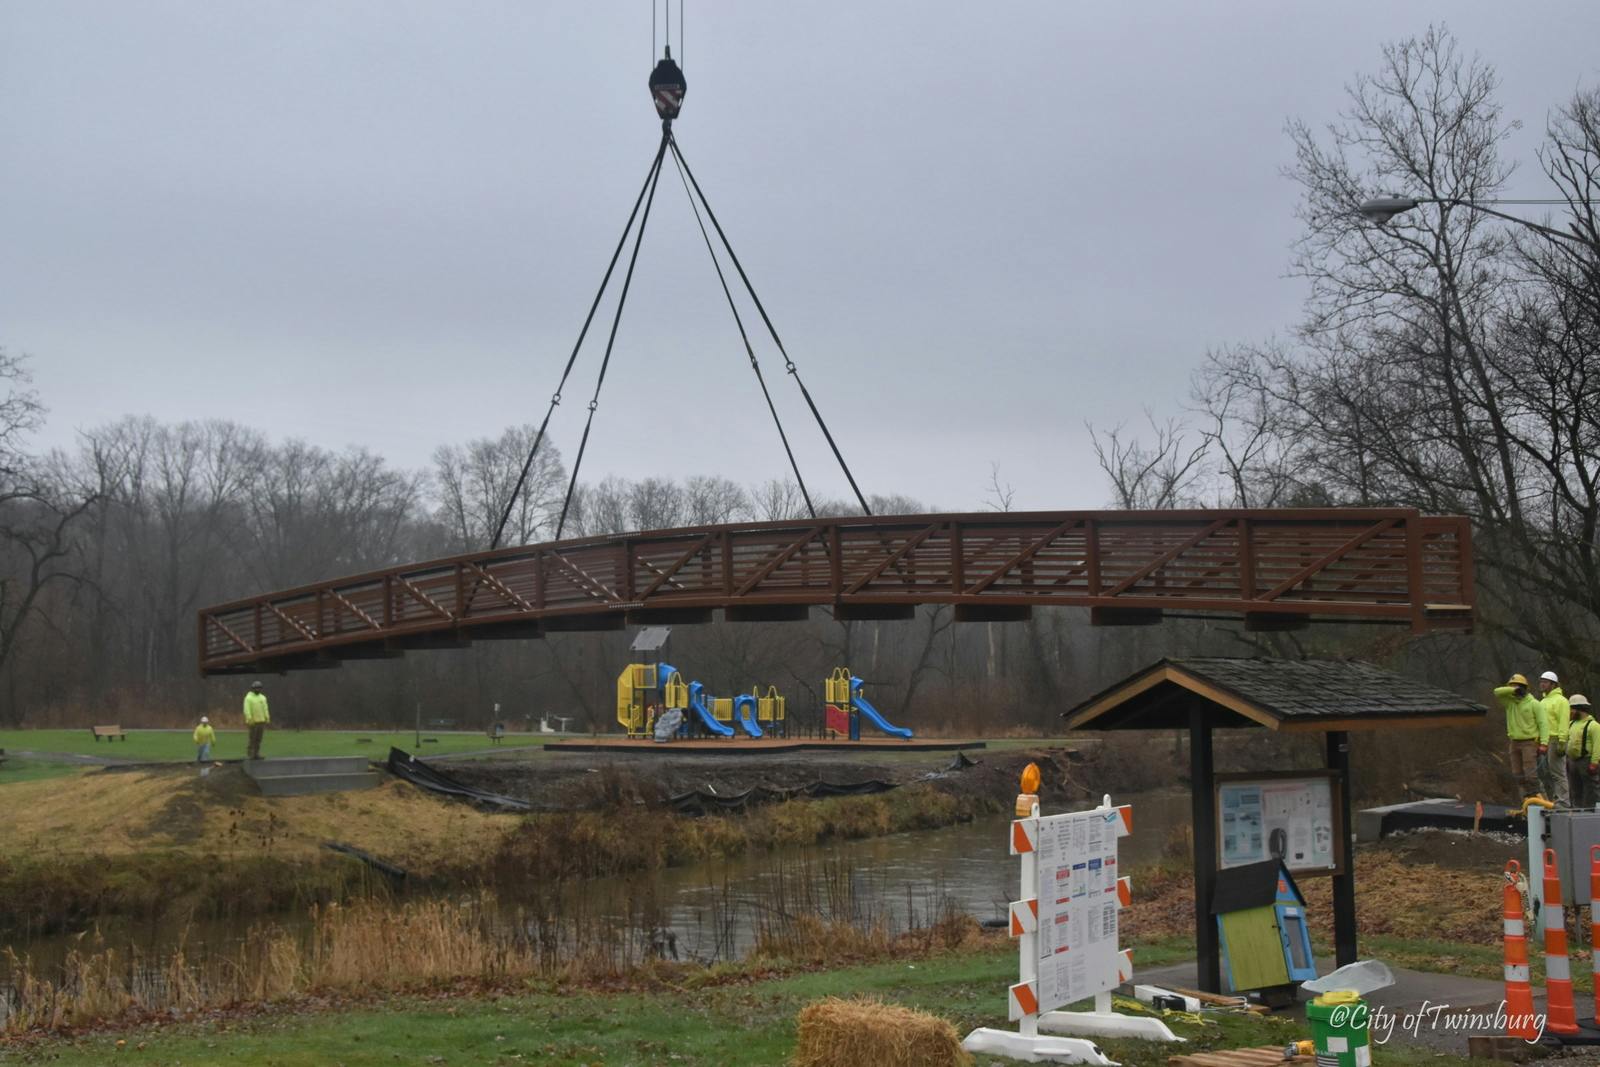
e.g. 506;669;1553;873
492;8;872;550
487;144;669;551
666;144;818;519
553;132;672;539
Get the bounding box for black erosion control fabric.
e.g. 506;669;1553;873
662;778;895;816
387;748;532;812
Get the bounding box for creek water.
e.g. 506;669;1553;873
0;787;1193;1018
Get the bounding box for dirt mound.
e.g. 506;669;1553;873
0;763;520;871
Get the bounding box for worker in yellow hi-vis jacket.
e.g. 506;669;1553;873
1565;695;1599;809
1537;670;1572;805
243;681;270;759
1495;673;1540;798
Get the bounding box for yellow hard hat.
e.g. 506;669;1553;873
1508;673;1529;687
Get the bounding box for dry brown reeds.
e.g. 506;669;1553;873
1;896;537;1033
792;996;971;1067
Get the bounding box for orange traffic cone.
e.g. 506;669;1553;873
1503;860;1539;1040
1591;846;1600;1027
1544;848;1580;1035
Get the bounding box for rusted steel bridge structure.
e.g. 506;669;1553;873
199;508;1473;675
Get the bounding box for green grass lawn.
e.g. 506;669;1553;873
0;756;84;786
0;728;550;764
4;937;1491;1067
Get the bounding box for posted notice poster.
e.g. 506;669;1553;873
1034;808;1123;1013
1218;775;1337;872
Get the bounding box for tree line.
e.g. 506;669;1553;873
0;375;945;725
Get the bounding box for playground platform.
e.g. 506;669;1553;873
543;737;987;754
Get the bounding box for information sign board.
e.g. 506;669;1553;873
1216;773;1339;873
1033;807;1123;1013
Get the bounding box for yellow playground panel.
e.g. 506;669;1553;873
617;662;691;737
757;685;786;723
825;667;852;705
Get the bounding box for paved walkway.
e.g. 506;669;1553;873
1136;960;1526;1053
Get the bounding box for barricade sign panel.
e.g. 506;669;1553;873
1034;807;1125;1013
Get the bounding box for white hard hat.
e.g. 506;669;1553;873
1542;670;1560;684
1572;694;1591;709
200;716;209;724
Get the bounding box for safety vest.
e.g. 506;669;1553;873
1541;688;1572;746
1496;687;1539;741
243;692;270;725
1567;716;1600;762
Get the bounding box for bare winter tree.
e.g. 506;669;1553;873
0;353;95;713
1088;415;1208;509
682;475;750;526
751;478;810;521
432;425;565;549
1111;28;1600;669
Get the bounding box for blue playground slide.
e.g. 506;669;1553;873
850;677;913;739
732;694;764;738
688;681;735;737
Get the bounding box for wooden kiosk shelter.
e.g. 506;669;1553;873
1062;657;1487;992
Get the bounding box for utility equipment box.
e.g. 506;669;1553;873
1548;810;1600;906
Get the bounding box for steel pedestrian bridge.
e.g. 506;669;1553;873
198;508;1473;675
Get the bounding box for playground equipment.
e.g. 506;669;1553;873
616;662;786;740
824;668;913;740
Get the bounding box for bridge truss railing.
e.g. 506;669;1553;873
199;508;1473;674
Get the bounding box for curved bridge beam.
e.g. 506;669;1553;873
198;508;1474;675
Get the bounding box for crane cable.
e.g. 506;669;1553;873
487;141;669;551
553;132;672;539
666;144;818;519
668;135;873;516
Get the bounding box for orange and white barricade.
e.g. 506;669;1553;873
1592;846;1600;1026
1502;860;1539;1039
964;781;1177;1063
1543;849;1580;1035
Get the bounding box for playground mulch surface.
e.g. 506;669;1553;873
541;737;986;753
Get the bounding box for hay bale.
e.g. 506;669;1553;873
793;996;972;1067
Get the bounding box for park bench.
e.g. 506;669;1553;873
90;725;127;742
487;722;506;745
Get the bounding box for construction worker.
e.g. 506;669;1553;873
1538;670;1572;805
193;716;215;762
1565;694;1599;810
1495;673;1540;798
243;681;270;759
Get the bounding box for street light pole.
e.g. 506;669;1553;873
1357;196;1590;247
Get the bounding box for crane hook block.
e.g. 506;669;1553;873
649;49;686;121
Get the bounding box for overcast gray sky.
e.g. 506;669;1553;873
4;2;1598;512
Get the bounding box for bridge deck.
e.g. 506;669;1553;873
198;509;1473;675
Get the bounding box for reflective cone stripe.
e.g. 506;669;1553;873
1502;860;1539;1040
1010;818;1037;855
1545;849;1580;1034
1116;876;1132;907
1591;845;1600;1023
1008;980;1039;1021
1009;898;1038;937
